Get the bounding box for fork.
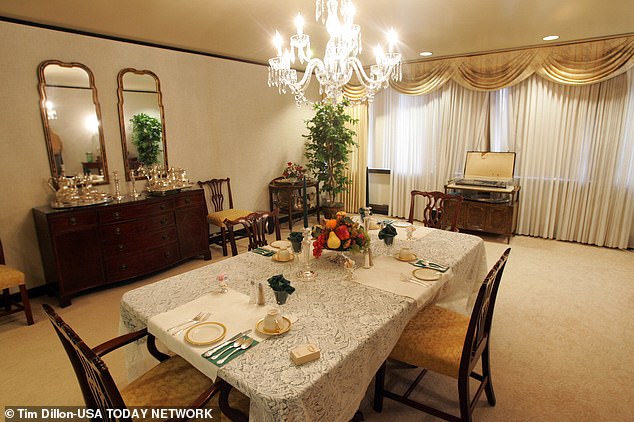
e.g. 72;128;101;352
166;312;206;333
170;312;211;336
217;337;255;364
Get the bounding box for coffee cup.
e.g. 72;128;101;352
399;247;415;260
263;308;282;332
277;246;291;261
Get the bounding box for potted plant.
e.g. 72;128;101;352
130;113;162;166
303;99;358;218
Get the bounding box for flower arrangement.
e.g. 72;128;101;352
312;211;370;258
282;162;306;180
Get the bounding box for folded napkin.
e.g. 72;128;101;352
203;337;260;367
378;224;397;240
253;247;275;257
268;274;295;294
412;259;449;272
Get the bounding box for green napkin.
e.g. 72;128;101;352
378;224;397;240
203;338;259;367
253;248;275;257
412;260;449;272
267;274;295;294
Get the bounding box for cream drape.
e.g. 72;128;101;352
344;36;634;98
339;103;368;212
369;83;490;219
500;72;634;248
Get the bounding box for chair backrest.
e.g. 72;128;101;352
43;304;129;421
408;190;463;231
225;209;281;251
459;248;511;379
0;238;5;265
197;178;234;212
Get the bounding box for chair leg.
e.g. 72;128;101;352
373;361;386;412
2;288;10;311
482;346;496;406
220;227;228;256
18;284;34;325
458;374;472;422
227;227;239;257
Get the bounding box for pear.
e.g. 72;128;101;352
327;231;341;249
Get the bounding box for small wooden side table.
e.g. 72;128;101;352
268;177;320;230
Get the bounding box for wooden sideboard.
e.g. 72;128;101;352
444;183;520;243
33;189;210;306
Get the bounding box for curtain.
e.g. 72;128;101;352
369;82;489;219
339;102;368;213
496;71;634;248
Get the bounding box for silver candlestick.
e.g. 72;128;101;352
112;171;124;201
129;170;141;199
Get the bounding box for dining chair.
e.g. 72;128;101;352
197;178;252;256
408;190;463;231
0;238;34;325
42;303;220;420
374;248;511;422
224;209;281;256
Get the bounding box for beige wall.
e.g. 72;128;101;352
0;21;316;288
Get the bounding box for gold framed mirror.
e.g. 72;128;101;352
117;68;168;181
37;60;109;184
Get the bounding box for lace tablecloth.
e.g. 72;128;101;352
120;229;486;422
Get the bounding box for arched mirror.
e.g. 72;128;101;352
117;69;168;181
37;60;109;184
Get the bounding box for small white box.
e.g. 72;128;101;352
290;343;320;365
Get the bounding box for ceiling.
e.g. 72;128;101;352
1;0;633;66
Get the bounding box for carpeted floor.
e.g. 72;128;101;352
1;226;633;421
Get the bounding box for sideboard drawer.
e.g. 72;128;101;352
100;212;175;241
105;243;180;282
176;191;205;208
99;199;175;223
102;227;178;258
48;211;98;233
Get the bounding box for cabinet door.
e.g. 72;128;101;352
465;203;488;231
175;199;208;259
486;206;513;234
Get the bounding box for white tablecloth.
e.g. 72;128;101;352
120;228;487;422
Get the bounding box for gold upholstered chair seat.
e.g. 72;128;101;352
389;305;469;379
207;209;251;228
0;239;34;325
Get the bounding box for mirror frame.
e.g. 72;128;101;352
37;60;109;184
117;68;168;181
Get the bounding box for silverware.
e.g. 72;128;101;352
203;329;251;358
217;337;255;364
166;312;207;333
171;312;210;336
212;336;247;360
411;260;448;272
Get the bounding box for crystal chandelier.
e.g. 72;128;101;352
268;0;402;104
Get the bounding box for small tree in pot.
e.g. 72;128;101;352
130;113;162;166
303;99;357;218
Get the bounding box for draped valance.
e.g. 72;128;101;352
345;35;634;98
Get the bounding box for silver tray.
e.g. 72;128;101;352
51;197;112;209
147;184;193;196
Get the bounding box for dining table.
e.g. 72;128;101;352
119;224;487;422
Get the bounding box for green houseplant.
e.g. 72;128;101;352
130;113;162;166
303;100;357;218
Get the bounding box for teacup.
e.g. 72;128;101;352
276;246;291;261
398;247;415;261
263;309;282;332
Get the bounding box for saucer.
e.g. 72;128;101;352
393;221;413;228
272;253;294;262
394;253;417;262
271;240;292;249
412;268;441;281
255;316;292;336
184;322;227;346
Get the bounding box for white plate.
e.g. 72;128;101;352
412;268;441;281
255;316;292;336
270;240;291;249
392;221;413;228
184;322;227;346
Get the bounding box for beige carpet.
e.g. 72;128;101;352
1;227;633;421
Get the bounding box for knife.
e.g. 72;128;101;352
202;329;251;358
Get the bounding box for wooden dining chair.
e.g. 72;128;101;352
43;304;220;420
0;238;34;325
374;248;511;422
197;178;252;256
408;190;463;231
224;209;281;256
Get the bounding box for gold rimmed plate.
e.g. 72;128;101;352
270;240;292;249
393;253;418;262
255;316;292;336
412;268;441;281
272;253;295;262
184;322;227;346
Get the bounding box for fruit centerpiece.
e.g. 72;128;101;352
312;211;370;258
